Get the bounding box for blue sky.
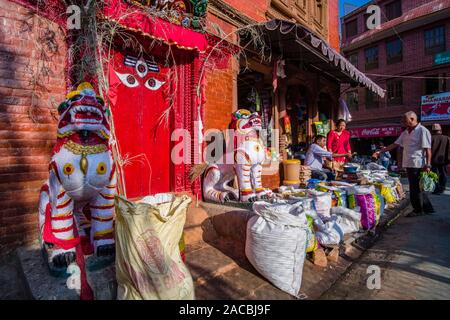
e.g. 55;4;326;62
339;0;372;18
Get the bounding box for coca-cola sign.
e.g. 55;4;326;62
350;126;402;138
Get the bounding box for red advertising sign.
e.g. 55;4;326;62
421;92;450;122
349;126;402;138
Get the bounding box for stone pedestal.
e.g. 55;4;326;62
17;243;117;300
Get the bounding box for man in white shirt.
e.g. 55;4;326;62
305;135;351;180
373;111;434;216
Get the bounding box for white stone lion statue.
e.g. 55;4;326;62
38;83;116;271
190;109;273;203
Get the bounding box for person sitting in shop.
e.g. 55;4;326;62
305;135;352;181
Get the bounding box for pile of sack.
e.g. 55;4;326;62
244;199;362;297
246;170;406;297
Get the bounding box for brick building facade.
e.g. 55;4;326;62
0;0;67;252
341;0;450;157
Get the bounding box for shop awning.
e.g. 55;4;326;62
261;20;385;98
349;125;402;138
101;0;209;52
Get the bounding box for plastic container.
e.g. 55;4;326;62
283;159;301;187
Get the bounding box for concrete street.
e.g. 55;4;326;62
320;183;450;300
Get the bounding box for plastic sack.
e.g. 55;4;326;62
330;207;361;234
245;201;309;297
115;194;194;300
315;220;344;246
346;186;377;230
308;189;332;219
317;185;348;208
372;192;381;225
307;179;323;189
306;215;318;253
335;189;347;208
348;194;356;209
380;184;397;204
366;162;387;171
420;171;438;192
355;193;376;230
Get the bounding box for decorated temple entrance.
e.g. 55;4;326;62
100;0;208;199
107;49;172;198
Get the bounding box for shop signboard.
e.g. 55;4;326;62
421;92;450;122
434;51;450;65
349;125;402;138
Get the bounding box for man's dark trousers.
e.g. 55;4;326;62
432;165;447;192
406;168;434;213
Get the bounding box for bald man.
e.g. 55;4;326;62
373;111;434;217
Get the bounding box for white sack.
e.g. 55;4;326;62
245;201;309;297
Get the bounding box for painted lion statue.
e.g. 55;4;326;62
38;82;116;271
190;109;273;203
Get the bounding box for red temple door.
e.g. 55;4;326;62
108;49;171;198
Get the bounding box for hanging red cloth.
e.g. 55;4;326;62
101;0;208;53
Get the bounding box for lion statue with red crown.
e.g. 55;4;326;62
190;109;273;203
38;82;116;272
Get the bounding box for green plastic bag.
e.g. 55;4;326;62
419;171;438;192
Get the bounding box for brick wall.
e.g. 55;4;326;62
220;0;268;22
0;0;67;253
204;59;234;131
